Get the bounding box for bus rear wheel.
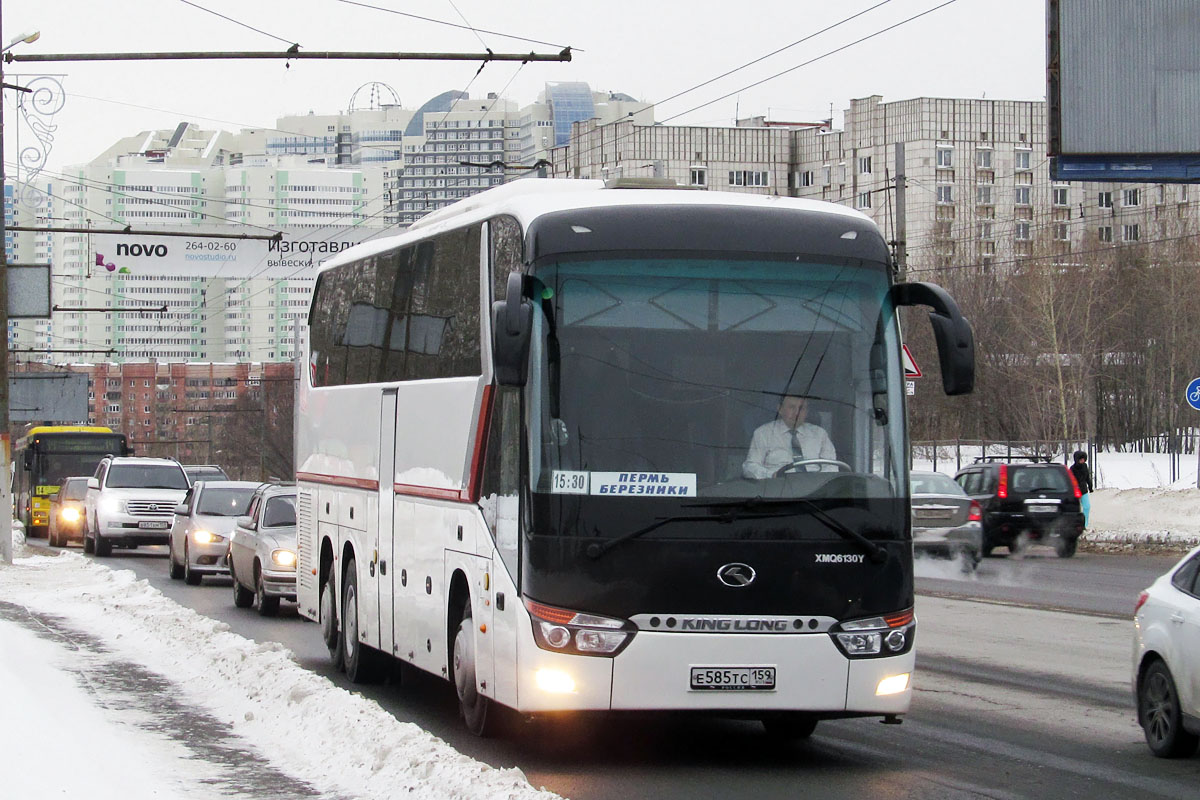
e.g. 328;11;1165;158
321;575;344;670
453;609;498;736
341;557;382;683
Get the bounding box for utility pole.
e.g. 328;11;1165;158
894;141;907;282
0;21;42;564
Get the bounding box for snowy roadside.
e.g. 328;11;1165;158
1083;488;1200;551
0;541;562;800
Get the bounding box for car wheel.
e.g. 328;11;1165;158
183;542;202;585
959;551;980;574
48;525;60;548
761;713;819;740
1139;659;1200;758
231;560;254;608
1054;536;1078;558
83;519;95;554
168;539;185;579
255;565;280;617
94;532;112;557
320;574;344;669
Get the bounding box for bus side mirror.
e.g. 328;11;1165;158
22;450;32;470
892;281;975;396
491;271;533;387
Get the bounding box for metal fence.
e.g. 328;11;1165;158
911;439;1194;484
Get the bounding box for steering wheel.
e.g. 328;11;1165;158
774;458;853;477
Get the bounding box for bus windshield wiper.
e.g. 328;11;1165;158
684;497;887;564
585;505;797;560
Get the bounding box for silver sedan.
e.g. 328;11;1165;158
168;481;261;585
910;470;983;570
229;485;297;616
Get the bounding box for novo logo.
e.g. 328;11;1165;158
815;553;866;564
117;243;169;257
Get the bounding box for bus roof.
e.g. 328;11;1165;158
316;179;875;275
24;426;116;437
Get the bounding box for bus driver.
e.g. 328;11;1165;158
742;394;837;479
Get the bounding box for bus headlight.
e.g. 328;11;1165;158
525;598;635;657
876;673;910;696
271;548;297;568
60;507;81;523
831;608;915;658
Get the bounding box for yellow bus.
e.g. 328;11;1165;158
15;425;130;538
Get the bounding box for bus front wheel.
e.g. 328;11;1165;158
453;609;498;736
761;713;819;740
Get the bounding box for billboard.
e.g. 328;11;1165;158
9;373;89;423
1048;0;1200;182
88;224;386;279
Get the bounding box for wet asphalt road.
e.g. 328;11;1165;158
25;538;1200;799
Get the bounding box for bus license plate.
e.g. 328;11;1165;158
139;521;170;529
690;666;776;691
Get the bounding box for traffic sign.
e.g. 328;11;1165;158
902;345;922;378
1186;377;1200;411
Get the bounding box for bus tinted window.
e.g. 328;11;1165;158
309;225;481;387
406;226;481;380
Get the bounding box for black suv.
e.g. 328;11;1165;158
953;456;1085;557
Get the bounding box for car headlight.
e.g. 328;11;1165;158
271;548;297;568
60;507;81;523
100;496;122;514
525;598;635;657
192;529;225;545
831;609;915;658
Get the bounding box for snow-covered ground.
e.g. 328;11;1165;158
0;538;560;800
3;451;1196;799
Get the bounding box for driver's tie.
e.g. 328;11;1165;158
790;428;803;459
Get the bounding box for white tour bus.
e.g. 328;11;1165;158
296;178;974;737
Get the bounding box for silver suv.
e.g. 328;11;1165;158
84;456;190;557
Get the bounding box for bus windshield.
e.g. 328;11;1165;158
526;255;907;538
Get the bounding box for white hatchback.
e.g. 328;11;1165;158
1133;545;1200;758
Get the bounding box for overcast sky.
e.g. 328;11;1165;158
5;0;1047;175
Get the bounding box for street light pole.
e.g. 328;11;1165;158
0;25;42;564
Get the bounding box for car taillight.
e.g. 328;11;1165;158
1134;591;1149;616
997;464;1008;499
1065;466;1082;499
968;500;982;522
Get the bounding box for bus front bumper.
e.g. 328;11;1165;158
514;630;914;717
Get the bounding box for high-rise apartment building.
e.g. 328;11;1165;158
552;94;1186;276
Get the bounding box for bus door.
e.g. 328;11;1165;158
376;390;398;658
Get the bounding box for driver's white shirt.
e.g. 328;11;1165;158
742;419;836;479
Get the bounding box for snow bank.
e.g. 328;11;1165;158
0;544;561;800
1084;488;1200;548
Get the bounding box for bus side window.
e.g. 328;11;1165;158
377;247;414;383
405;226;482;381
480;387;521;580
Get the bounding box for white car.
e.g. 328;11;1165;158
84;456;191;557
168;480;261;585
1133;545;1200;758
229;483;298;616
